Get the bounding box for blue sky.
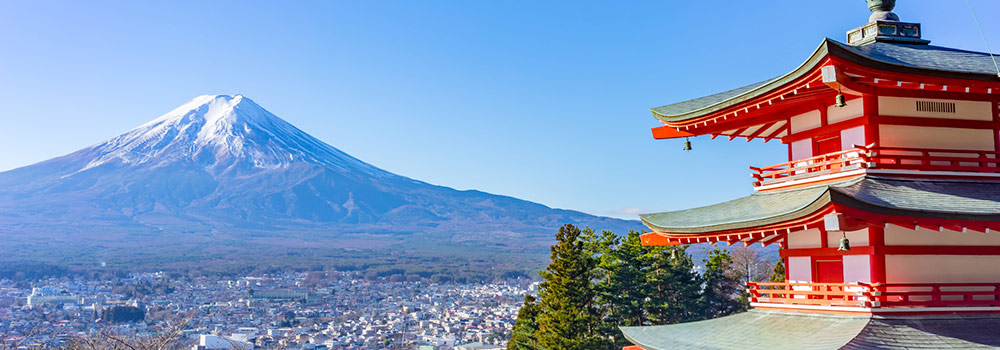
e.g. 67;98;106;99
1;1;998;220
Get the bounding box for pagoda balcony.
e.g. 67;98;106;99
751;145;1000;190
747;282;1000;313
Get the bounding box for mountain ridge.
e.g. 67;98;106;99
0;95;641;261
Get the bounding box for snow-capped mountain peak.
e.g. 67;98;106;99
78;95;385;175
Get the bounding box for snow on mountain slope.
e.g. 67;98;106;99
80;95;388;176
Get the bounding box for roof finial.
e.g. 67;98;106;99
868;0;899;22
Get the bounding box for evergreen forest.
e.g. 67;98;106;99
509;224;777;350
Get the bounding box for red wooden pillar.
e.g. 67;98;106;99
863;94;879;145
992;101;999;153
868;226;886;284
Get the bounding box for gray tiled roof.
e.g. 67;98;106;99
638;183;832;233
622;311;1000;350
834;177;1000;218
639;176;1000;233
651;39;1000;122
649;79;775;118
835;40;1000;76
842;315;1000;349
620;310;870;350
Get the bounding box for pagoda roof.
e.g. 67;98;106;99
621;310;1000;350
652;39;1000;123
640;176;1000;234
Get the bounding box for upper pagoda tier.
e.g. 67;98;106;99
651;39;1000;140
653;34;1000;191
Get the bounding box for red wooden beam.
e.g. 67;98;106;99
743;233;767;246
728;127;749;141
781;246;875;257
652;126;696;140
640;232;684;246
763;123;790;143
745;121;778;142
761;233;784;247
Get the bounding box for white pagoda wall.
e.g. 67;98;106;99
885;255;1000;283
879;96;993;121
877;96;995;151
884;224;1000;246
879;124;994;151
790;110;822;133
787;256;812;283
842;255;871;284
827;228;869;248
883;224;1000;284
788;228;822;249
828;100;863;124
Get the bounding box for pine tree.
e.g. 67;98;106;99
769;259;786;283
603;231;650;328
536;224;612;350
509;294;541;350
699;248;747;319
645;245;701;324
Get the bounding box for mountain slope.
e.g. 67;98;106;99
0;95;640;260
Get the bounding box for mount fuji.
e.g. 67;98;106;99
0;95;639;268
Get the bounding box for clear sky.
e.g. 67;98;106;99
1;1;998;219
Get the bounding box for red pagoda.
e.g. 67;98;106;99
622;1;1000;349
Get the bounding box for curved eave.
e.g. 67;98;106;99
638;189;832;234
650;39;834;124
652;38;1000;124
639;177;1000;236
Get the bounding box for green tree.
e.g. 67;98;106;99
508;295;541;350
769;259;786;283
645;245;701;324
536;224;612;350
595;230;658;347
699;248;747;319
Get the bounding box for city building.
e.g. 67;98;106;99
622;1;1000;349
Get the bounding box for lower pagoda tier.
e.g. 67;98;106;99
640;176;1000;247
620;310;1000;350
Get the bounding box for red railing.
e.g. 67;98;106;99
747;282;876;308
748;282;1000;309
869;147;1000;173
751;145;1000;188
871;283;1000;308
750;147;870;187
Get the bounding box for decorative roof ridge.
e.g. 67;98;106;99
826;39;1000;81
652;38;1000;124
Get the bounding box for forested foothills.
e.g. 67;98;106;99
509;224;759;350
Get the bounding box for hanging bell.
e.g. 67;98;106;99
835;93;847;108
682;138;692;151
838;232;851;251
670;247;679;260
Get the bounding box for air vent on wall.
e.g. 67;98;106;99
915;100;956;113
